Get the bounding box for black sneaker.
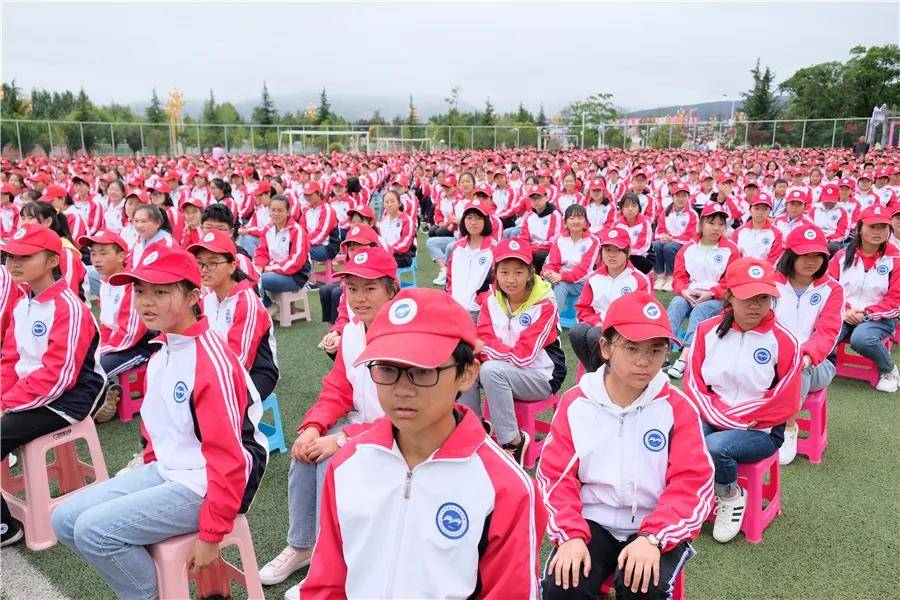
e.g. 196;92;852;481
502;431;531;468
482;419;495;438
1;519;24;548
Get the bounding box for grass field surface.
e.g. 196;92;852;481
14;235;900;599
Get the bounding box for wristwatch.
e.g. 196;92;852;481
639;532;661;548
336;433;348;448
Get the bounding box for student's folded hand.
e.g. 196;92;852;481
292;428;321;462
548;537;591;590
617;536;660;594
305;434;342;463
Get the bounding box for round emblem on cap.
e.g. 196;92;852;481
389;298;418;325
13;228;26;240
350;226;360;235
203;232;215;242
713;203;722;211
354;252;368;264
747;265;765;279
508;240;520;251
643;302;661;320
874;207;882;215
608;230;618;238
142;251;159;266
803;228;817;240
472;199;480;206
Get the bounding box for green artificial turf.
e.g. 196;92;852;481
17;234;900;599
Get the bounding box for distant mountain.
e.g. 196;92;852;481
626;100;745;121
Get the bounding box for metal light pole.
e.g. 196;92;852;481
722;93;735;124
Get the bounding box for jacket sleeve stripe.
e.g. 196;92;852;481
40;292;81;405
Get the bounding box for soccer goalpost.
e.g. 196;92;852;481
278;130;370;154
373;137;433;152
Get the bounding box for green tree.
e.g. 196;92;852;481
515;102;534;124
444;85;462;120
316;87;331;125
145;88;165;123
202;89;218;123
406;95;419;126
1;80;28;118
52;91;77;119
536;104;547;127
252;81;278;126
482;98;496;125
779;61;847;118
742;59;780;121
843;44;900;115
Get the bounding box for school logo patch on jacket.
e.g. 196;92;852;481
436;502;469;539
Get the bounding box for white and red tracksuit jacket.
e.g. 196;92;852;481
446;237;497;312
139;318;268;543
63;208;87;242
684;311;802;431
493;187;518;220
59;242;87;299
519;205;563;252
254;220;311;277
101;200;127;234
829;246;900;320
1;278;105;422
543;233;600;283
97;277;148;355
731;221;784;263
773;273;844;365
242;204;271;237
298;316;383;437
433;190;458;228
812;205;850;242
614;214;653;257
329;194;354;229
378;212;416;255
655;206;698;244
71;195;104;235
556;191;585;213
672;238;740;298
0;265;23;340
773;214;815;239
128;233;176;269
575;265;653;326
853;190;880;212
537;368;713;550
300;407;546;599
585;201;617;234
0;203;19;241
304;202;338;246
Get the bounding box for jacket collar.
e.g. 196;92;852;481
364;405;485;461
152;316;211;345
29;277;69;303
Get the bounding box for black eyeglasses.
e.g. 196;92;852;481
367;363;459;387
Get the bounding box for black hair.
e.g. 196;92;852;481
618;193;641;212
134;203;173;234
715;291;736;338
20;201;73;242
346;177;362;194
843;221;888;271
107;179;126;199
563;203;588;223
496;258;536;297
201;203;238;238
152;190;174;207
269;194;292;213
8;173;25;187
774;178;788;187
176;281;203;318
452;340;475;379
210;178;232;198
458;208;493;238
458;172;476;188
20;189;41;203
776;249;829;281
382;190;404;212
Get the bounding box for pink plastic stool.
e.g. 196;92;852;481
312;259;336;284
514;395;559;469
1;419;109;550
796;389;828;464
148;514;264;600
835;340;893;388
600;570;684;599
707;453;782;544
118;363;147;422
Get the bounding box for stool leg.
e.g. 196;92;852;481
193;556;233;598
739;471;764;544
236;537;265;600
20;443;57;550
55;443;86;494
156;562;192;600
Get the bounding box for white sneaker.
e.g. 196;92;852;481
7;453;16;468
260;546;312;586
654;275;664;290
779;424;798;465
432;267;447;286
662;275;674;292
713;487;747;543
667;359;686;379
875;366;900;393
284;582;301;600
116;452;144;476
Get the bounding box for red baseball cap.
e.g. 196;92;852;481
180;196;205;210
588;178;606;192
29;173;52;185
1;182;15;195
787;189;809;204
524;184;545;197
493;238;532;264
722;257;779;300
331;175;348;187
820;183;839;203
303;181;322;196
186;230;237;259
785;225;827;255
72;173;93;186
109;245;202;288
1;224;62;256
826;163;841;172
672;183;691;195
473;183;492;197
77;230;128;252
750;192;773;207
599;226;630;249
837;177;855;189
461;198;490;216
603;291;678;343
164;171;181;182
151;182;169;195
858;204;892;226
42;184;68;201
858;171;873;181
440;175;458;187
347;204;376;221
336;246;398;282
700;202;729;219
126;188;150;204
354;288;477;369
252;181;272;196
341;224;380;250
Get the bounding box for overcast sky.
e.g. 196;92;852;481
2;1;898;116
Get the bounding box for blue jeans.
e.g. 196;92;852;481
238;234;260;259
667;296;724;346
837;318;898;373
51;462;204;600
702;423;782;496
286;425;341;549
426;236;454;263
86;265;103;297
309;244;336;262
260;271;301;307
652;241;683;275
553;281;584;312
503;226;522;239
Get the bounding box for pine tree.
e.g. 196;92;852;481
1;80;27;118
515;102;534;123
252;81;278;126
146;88;165;123
317;87;331;124
74;87;93;121
536;103;548;126
483;98;496;125
202;89;218;123
742;59;780;121
406;94;419;126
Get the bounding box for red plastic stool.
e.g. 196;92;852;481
118;363;148;422
600;569;684;599
148;514;264;599
482;394;559;469
707;453;782;544
1;419;109;550
796;389;828;464
312;259;336;284
835;340;893;388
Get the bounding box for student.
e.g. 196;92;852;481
811;183;850;255
569;226;653;373
378;189;417;268
584;178;617;234
1;224;105;547
301;181;341;262
188;230;279;401
541;204;600;312
200;203;260;285
519;184;563;272
78;230;155;423
445;199;497;320
539;291;713;600
51;245;268;598
71;174;104;236
43;184;87;242
459;238;567;465
149;183;182;243
556;172;585;214
179;197;204;248
327;175;353;235
254;194;311;308
18;201;87;299
773;189;814;239
614;193;653;274
828;204;900;392
101;180;128;234
0;182;18;243
684;257;801;543
653;183;699;292
119;189;148;249
300;287;545;599
129;203;175;268
666;203;739;379
427;174;464;286
773;225;844;464
237;181;273;257
318;224;382;332
731;193;784;263
261;248;400;595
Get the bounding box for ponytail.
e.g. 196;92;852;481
715;291;735;339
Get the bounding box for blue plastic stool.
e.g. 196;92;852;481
259;393;287;454
398;256;418;288
559;293;577;329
